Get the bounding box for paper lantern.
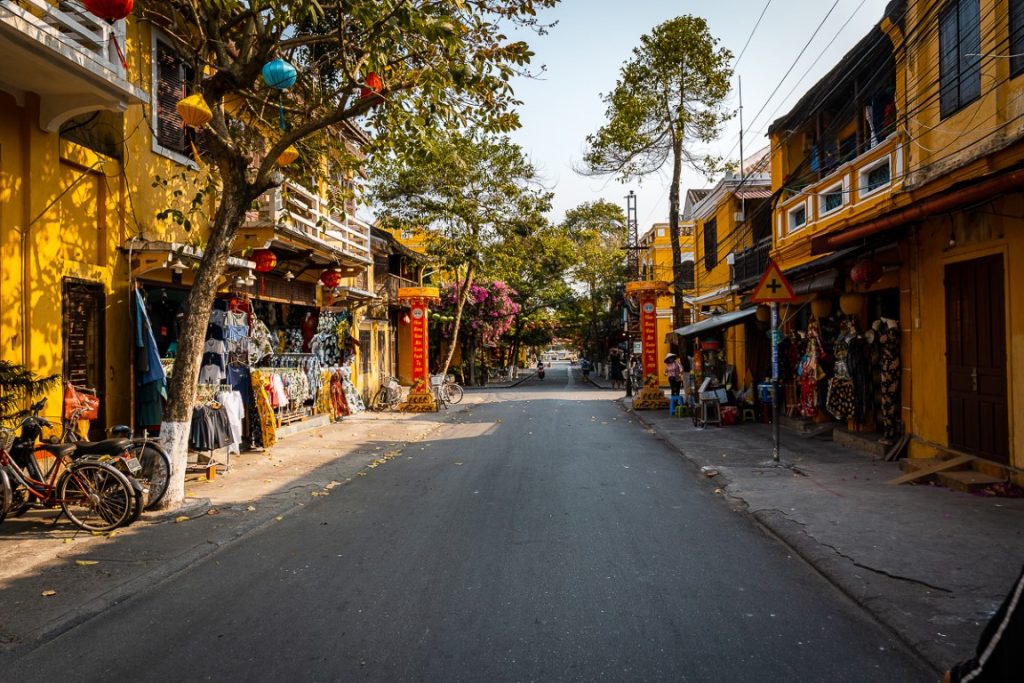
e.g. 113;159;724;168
84;0;133;21
851;258;883;287
360;72;384;99
176;94;212;128
276;145;299;166
262;59;297;90
320;270;342;288
252;249;277;273
840;293;865;315
810;296;833;319
755;304;771;323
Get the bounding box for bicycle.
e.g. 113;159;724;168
430;374;450;410
1;405;139;532
442;374;464;405
371;376;404;411
60;389;171;511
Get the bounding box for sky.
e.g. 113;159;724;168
506;0;887;229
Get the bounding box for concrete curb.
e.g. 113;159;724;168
2;401;482;660
624;402;943;678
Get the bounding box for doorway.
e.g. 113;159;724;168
62;279;106;436
944;255;1009;463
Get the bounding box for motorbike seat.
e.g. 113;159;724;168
40;443;78;459
73;438;132;456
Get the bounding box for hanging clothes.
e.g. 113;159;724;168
250;370;277;448
188;403;234;452
199;301;229;383
215;390;245;455
876;318;902;441
826;326;855;421
847;334;873;425
134;289;167;427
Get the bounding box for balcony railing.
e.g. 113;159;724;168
732;238;771;288
377;273;418;304
775;132;904;244
259;180;372;265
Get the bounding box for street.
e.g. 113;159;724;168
6;363;931;682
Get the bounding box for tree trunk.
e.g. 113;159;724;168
438;264;475;377
159;172;253;510
669;136;684;330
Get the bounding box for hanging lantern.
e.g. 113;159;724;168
83;0;133;22
850;258;883;287
176;93;212;128
262;59;297;90
320;270;342;289
360;72;384;100
252;249;277;273
402;313;411;325
755;304;771;323
276;145;299;166
810;296;833;319
840;293;865;315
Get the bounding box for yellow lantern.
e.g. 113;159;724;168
755;304;771;323
276;145;299;166
176;93;212;128
839;293;865;315
810;296;833;319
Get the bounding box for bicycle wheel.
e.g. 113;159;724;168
371;386;389;412
0;467;11;525
135;444;171;510
445;383;464;405
58;462;135;532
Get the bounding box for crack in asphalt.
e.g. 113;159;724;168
820;542;953;593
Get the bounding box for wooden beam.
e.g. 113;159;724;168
887;454;974;485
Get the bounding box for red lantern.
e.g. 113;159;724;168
252;249;277;273
320;270;342;288
83;0;134;21
850;258;883;287
360;72;384;100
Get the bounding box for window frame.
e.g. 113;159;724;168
1011;0;1024;77
938;0;982;119
150;31;199;168
818;178;847;217
858;157;892;199
787;201;809;234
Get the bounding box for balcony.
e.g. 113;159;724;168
775;132;904;247
255;180;372;266
377;273;418;305
732;238;770;288
0;0;146;131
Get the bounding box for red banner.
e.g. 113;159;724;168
410;303;429;382
640;294;658;380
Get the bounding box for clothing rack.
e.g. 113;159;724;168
187;383;236;473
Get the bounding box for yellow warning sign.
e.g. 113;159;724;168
750;260;797;303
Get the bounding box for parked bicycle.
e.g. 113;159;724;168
443;374;464;405
0;401;140;531
371;376;404;411
61;388;171;510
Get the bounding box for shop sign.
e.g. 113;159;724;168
410;303;429;381
640;293;659;379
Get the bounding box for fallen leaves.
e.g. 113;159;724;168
41;590;57;597
174;516;190;523
74;560;98;567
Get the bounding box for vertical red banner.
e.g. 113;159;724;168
641;294;658;380
410;302;429;383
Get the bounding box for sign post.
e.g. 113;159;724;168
750;261;796;463
625;280;670;410
398;287;440;412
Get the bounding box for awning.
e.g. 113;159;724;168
735;188;772;200
671;307;758;339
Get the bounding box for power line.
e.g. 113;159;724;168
733;0;773;69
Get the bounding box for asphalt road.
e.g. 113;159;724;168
7;364;932;682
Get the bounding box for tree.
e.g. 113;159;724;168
370;130;550;378
0;361;58;423
580;15;732;328
560;200;629;357
431;280;519;385
140;0;557;508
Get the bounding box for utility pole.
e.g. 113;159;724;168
624;190;639;397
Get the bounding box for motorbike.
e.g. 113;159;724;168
537;364;545;380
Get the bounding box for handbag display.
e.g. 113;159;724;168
63;384;100;421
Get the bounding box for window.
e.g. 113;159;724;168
939;0;981;118
1011;0;1024;76
819;181;845;216
153;38;202;162
788;203;807;233
859;157;891;197
703;218;718;271
679;260;695;290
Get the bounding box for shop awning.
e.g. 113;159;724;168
670;307;758;339
125;240;255;278
334;286;377;302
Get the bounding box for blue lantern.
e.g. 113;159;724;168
262;59;297;90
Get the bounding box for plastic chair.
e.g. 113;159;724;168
668;395;685;416
741;407;757;423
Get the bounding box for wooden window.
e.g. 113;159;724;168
1011;0;1024;76
154;39;203;161
939;0;981;118
703;218;717;271
679;260;695;290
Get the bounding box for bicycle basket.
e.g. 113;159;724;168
386;377;401;390
429;374;444;388
0;427;14;451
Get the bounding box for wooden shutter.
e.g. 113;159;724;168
703;218;717;271
938;2;960;117
155;41;186;154
1011;0;1024;75
958;0;981;104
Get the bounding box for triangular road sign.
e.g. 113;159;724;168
751;260;797;303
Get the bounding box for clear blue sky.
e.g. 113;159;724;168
507;0;887;228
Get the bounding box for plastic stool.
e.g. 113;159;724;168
741;407;756;423
668;395;685;416
675;403;692;418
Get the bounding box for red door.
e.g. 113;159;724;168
945;255;1009;463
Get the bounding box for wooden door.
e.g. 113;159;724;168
945;255;1009;463
62;280;106;435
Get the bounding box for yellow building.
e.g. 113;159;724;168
770;0;1024;480
678;165;773;395
637;221;695;384
1;7;372;436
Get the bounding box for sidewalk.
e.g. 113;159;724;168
0;394;492;655
625;401;1024;676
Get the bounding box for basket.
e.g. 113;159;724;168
0;427;15;451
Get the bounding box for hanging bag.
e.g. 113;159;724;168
63;385;100;421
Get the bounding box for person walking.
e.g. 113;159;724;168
664;353;683;397
609;352;624;391
944;563;1024;682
